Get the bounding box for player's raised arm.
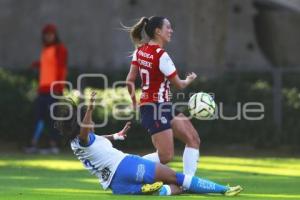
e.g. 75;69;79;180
79;91;97;144
159;51;197;90
103;122;131;141
126;64;139;110
169;72;197;90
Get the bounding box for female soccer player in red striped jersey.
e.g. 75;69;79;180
126;16;200;176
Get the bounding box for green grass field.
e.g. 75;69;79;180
0;154;300;200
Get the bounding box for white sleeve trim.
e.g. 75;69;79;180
156;48;163;53
159;52;176;77
132;49;138;62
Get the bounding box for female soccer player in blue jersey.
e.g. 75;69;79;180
54;92;242;196
125;16;200;176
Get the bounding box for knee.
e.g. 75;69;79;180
159;151;174;164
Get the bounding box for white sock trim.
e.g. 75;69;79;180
182;175;193;189
163;185;172;195
183;147;199;176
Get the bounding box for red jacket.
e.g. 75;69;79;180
38;43;68;94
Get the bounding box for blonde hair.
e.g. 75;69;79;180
123;17;149;47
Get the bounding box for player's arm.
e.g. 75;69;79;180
30;60;40;69
79;91;97;145
169;72;197;90
102;122;131;141
126;64;139;109
159;52;197;90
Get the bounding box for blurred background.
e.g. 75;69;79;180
0;0;299;154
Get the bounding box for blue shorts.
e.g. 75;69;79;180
140;102;180;135
109;155;156;194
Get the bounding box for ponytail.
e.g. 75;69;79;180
123;16;166;48
123;17;148;47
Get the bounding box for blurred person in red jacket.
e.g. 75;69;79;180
25;24;68;154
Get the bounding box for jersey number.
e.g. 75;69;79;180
84;159;111;181
140;68;150;90
84;159;98;171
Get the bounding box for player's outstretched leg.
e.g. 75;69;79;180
154;163;243;196
171;113;200;176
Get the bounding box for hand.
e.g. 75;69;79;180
113;122;131;140
88;91;97;111
30;61;40;69
186;72;197;83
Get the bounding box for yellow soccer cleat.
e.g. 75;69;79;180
141;181;163;194
224;185;243;196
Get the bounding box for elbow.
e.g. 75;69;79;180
126;80;133;88
125;75;132;84
171;78;187;90
126;77;132;84
175;85;183;90
175;82;186;90
126;78;135;88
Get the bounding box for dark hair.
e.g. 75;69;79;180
54;98;80;141
145;16;165;39
42;33;61;46
127;16;166;46
42;23;61;45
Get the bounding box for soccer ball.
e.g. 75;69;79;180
188;92;216;120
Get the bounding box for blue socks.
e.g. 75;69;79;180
33;120;45;142
189;176;228;193
176;173;185;185
176;173;228;194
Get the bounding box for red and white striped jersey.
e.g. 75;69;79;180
131;43;177;104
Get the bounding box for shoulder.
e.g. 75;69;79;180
158;52;176;77
132;49;138;56
155;47;164;54
159;52;173;62
154;46;165;59
135;43;145;52
79;132;97;147
55;44;67;53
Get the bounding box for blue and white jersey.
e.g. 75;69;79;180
71;133;127;189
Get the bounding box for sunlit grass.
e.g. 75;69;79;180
171;156;300;177
1;154;300;200
242;193;300;199
0;159;82;170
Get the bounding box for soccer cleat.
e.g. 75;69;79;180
224;185;243;196
141;181;163;194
